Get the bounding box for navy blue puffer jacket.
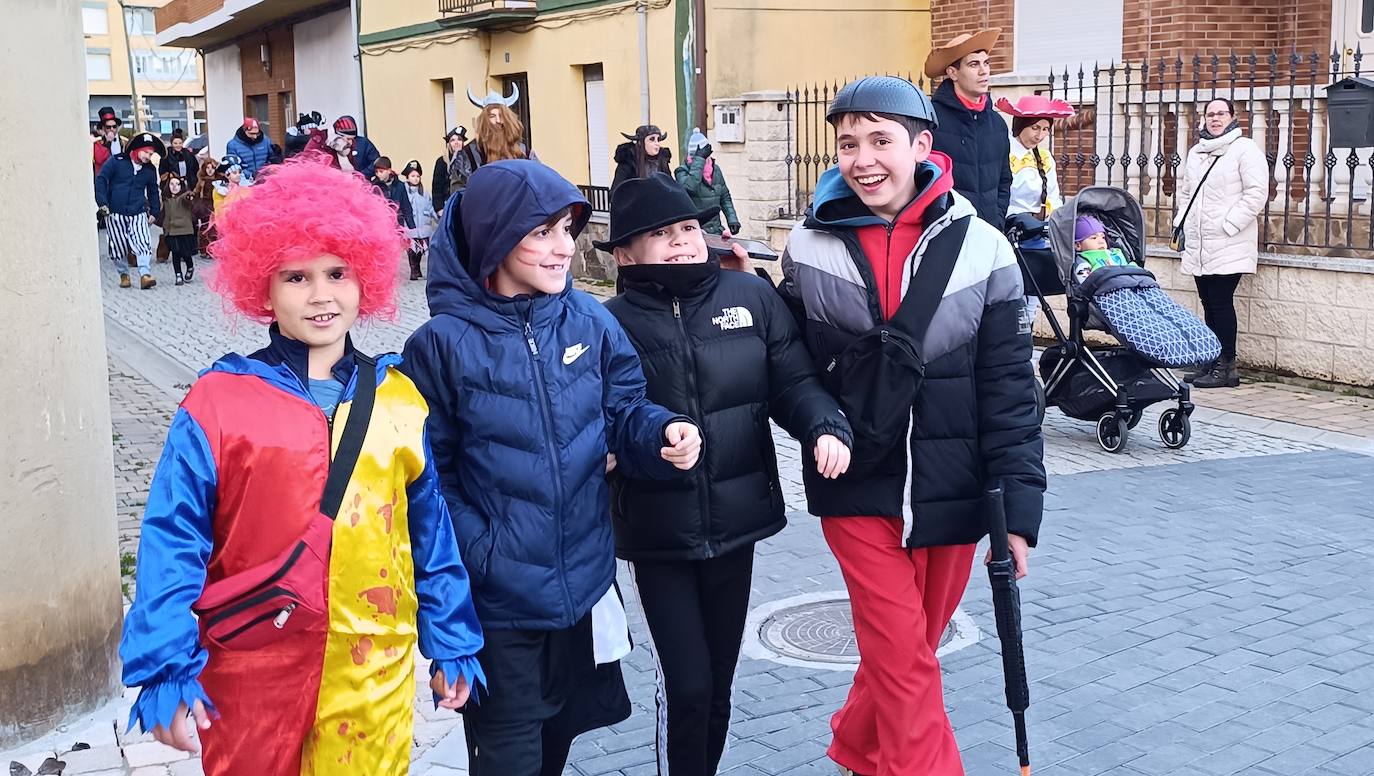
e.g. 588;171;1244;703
931;79;1013;230
402;160;689;631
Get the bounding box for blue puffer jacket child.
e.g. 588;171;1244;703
402;160;691;631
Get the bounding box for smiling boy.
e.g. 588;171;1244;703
402;159;701;776
778;76;1045;775
119;160;485;775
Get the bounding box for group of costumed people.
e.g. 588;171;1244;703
116;43;1055;776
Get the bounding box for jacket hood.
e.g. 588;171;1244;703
426;159;590;319
202;325;399;399
809;151;954;228
233;126;265;145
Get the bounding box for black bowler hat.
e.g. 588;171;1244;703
594;173;718;252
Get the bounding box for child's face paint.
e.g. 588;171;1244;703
264;253;361;354
617;220;708;266
834;113;931;222
492;214;576;297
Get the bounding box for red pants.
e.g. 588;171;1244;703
823;517;975;776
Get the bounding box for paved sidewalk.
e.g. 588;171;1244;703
8;256;1372;775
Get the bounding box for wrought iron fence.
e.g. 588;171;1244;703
1047;46;1372;258
784;48;1374;258
579;184;611;214
783;73;925;218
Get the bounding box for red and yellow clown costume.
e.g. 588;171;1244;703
120;159;483;776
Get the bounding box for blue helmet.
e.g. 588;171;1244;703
826;76;938;129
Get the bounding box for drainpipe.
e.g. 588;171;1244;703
692;0;706;130
352;0;367;131
637;0;650;123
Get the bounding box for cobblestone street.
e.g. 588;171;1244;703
8;254;1374;775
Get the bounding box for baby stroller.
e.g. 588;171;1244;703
1008;186;1220;453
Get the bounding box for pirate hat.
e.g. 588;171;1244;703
401;159;424;177
127;132;166;159
445;126;468;142
593;174;718;252
923;28;1001;79
215;154;244;176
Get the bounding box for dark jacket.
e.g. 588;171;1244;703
159;192;196;236
611;142;672;193
400;160;689;630
95;155;161;218
931;79;1013;230
605;264;851;561
225;127;272;181
432;154;454;213
779;157;1045;547
449;142;534;193
370;174;416;230
348;135;381;174
675;154;739;234
159;148;199;188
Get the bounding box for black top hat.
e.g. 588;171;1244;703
126;132;166;159
97;106;122;127
593;173;718;252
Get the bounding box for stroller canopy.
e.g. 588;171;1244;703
1046;186;1146;284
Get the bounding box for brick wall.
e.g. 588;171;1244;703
238;26;296;148
931;0;1014;76
1122;0;1332;63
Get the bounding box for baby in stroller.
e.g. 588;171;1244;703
1028;186;1220;453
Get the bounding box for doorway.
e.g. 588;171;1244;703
500;72;533;151
583;64;609;188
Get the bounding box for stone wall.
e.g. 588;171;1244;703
766;218;1374;388
575;216;615;282
706;91;793;240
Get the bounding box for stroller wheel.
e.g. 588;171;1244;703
1159;408;1192;449
1097;413;1130;454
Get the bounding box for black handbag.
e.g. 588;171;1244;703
824;216;970;469
1171;155;1221;252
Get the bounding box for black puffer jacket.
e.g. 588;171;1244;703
611;142;672;193
931;79;1012;230
605;264;851;561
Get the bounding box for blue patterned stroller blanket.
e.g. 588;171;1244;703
1079;266;1222;368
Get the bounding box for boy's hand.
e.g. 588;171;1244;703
430;670;471;710
721;242;752;274
661;422;702;470
813;434;851;479
151;700;211;753
605;453;618;474
983;533;1031;580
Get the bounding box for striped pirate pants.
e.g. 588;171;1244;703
105;212;153;276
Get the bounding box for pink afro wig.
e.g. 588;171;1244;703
207;158;407;322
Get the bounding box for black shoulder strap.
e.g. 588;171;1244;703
320;353;377;519
887;214;974;351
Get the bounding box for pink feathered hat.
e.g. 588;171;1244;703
995;95;1076;120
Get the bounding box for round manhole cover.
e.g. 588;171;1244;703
757;597;956;665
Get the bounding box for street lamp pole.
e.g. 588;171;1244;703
118;0;144;132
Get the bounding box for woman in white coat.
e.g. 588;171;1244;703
1173;98;1268;389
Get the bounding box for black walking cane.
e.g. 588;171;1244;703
985;485;1031;776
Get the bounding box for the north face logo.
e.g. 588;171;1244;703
712;306;754;331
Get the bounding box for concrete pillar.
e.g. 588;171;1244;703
709;90;793;240
0;0;124;748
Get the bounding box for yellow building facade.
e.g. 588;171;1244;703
359;0;931;190
82;0;205;133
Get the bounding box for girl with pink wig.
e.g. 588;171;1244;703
120;158;485;776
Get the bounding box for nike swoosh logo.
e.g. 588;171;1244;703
562;344;590;365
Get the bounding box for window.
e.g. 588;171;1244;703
132;49;195;82
86;51;112;81
1364;0;1373;34
81;5;108;35
1015;0;1124;76
124;7;155;36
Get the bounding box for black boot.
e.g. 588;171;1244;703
408;253;423;281
1193;357;1240;389
1183;360;1215;383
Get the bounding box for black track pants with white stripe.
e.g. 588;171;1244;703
632;544;755;776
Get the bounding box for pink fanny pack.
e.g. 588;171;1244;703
193;354;377;651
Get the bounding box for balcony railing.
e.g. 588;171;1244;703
579;185;611;214
438;0;537;26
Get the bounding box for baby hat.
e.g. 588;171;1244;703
1075;215;1106;242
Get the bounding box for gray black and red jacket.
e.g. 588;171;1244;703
779;159;1045;547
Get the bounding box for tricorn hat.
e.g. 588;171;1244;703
126;132;166;159
593;173;719;252
401;159;424;177
995;95;1075;120
445;126;468;142
467;84;519;109
923;28;1001;79
215;154;244;176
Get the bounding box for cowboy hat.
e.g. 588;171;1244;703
593;174;719;252
995;95;1075;120
923;28;1001;79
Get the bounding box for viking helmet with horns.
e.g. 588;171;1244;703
468;83;520;109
